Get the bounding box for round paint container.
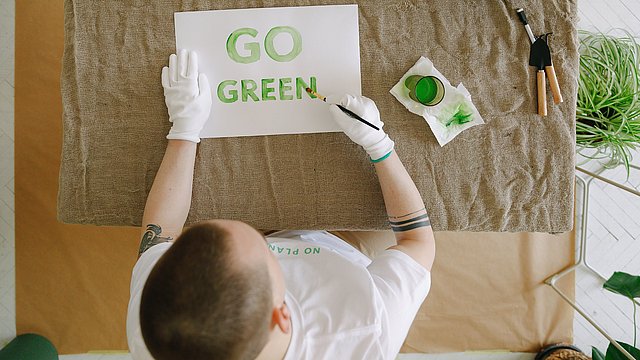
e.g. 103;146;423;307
404;75;445;106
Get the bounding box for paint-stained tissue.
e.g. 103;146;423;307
390;56;485;147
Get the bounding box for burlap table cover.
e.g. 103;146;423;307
58;0;578;231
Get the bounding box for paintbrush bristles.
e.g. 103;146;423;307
305;87;326;102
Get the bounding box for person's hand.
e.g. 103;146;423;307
326;94;394;162
161;49;212;143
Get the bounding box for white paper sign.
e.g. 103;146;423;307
174;5;361;138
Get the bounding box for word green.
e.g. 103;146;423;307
268;243;321;256
217;76;317;103
226;26;302;64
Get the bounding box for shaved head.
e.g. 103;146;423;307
140;221;275;360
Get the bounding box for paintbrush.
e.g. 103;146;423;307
305;88;380;131
516;8;536;44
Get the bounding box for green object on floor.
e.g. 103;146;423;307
0;334;58;360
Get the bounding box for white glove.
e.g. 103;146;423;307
161;49;212;143
326;94;394;161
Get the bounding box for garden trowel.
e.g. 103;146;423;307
529;37;548;116
540;35;563;104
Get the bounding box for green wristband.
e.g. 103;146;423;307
370;150;393;163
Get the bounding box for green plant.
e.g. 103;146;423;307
591;271;640;359
576;31;640;174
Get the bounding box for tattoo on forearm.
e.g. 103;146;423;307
388;209;431;232
388;207;426;220
138;224;173;256
391;220;431;232
389;213;429;226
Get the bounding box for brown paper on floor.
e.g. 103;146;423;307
16;0;574;354
15;0;139;354
57;0;579;232
334;231;575;353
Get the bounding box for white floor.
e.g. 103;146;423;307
573;0;640;354
573;157;640;353
0;0;16;346
1;0;639;359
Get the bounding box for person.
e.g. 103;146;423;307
126;50;436;360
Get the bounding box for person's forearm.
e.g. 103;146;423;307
136;50;209;256
373;150;435;269
141;140;197;238
373;151;428;230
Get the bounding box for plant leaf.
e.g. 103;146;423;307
593;346;606;360
605;341;640;360
604;272;640;299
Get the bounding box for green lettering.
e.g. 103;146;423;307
279;78;293;100
296;76;317;99
264;26;302;62
226;28;260;64
241;79;260;102
217;80;238;103
261;78;277;101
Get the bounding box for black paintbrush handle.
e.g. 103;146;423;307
516;8;528;25
337;104;380;131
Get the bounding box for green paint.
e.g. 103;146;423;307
241;79;260;102
279;78;293;100
226;26;302;64
405;75;445;106
217;80;238;103
226;27;260;64
216;76;317;103
296;76;317;99
261;78;277;101
446;108;473;127
264;26;302;62
441;103;473;127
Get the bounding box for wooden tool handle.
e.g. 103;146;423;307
537;70;547;116
545;65;563;104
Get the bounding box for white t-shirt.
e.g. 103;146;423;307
127;231;430;360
